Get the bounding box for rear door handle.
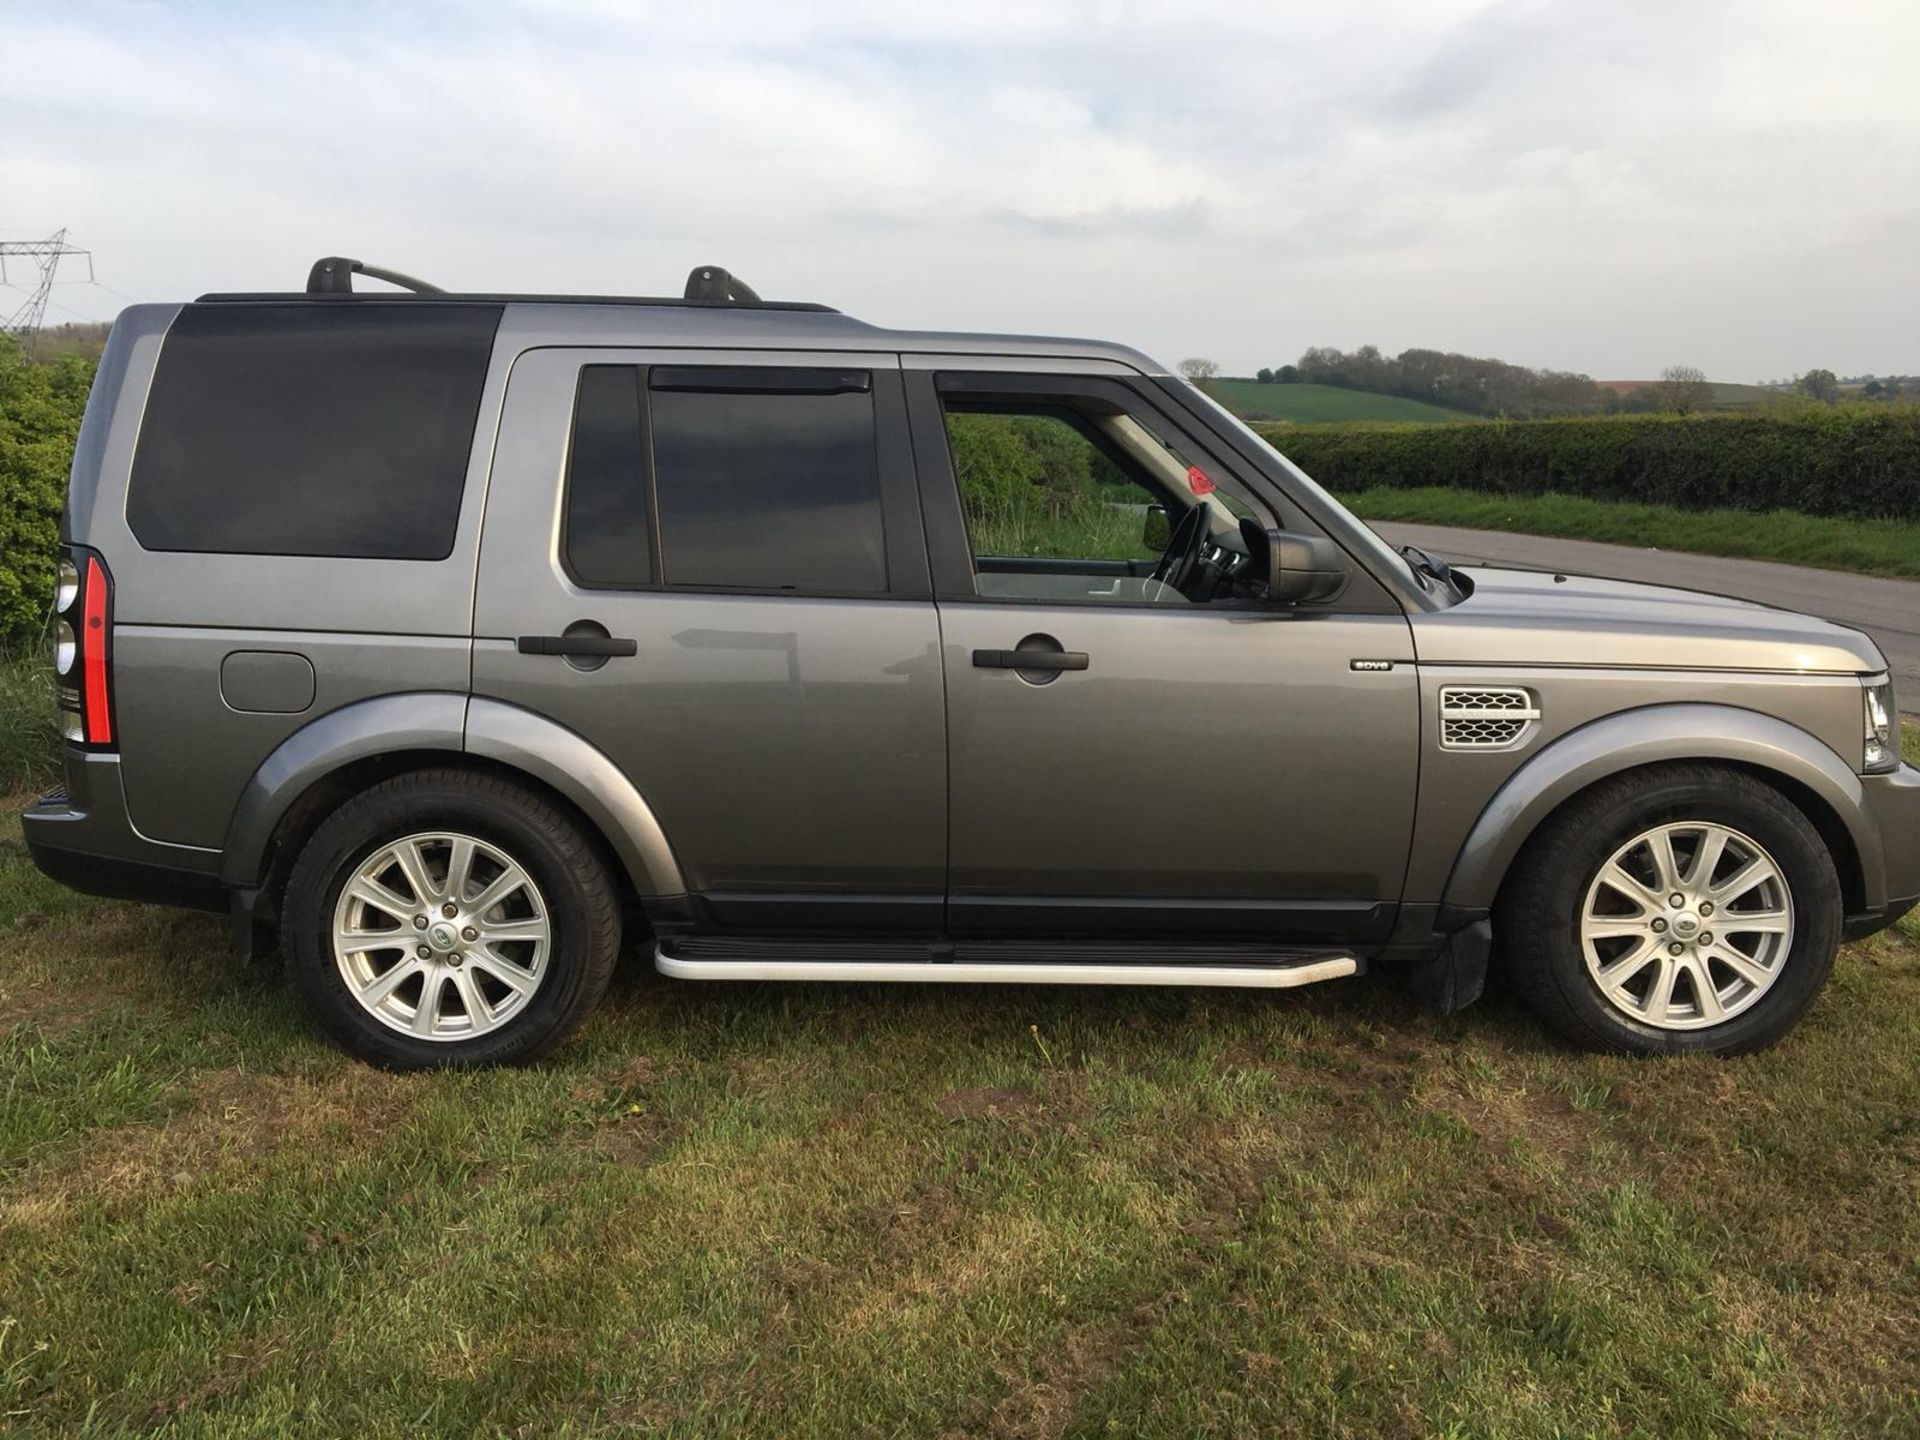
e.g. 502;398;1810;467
972;648;1089;672
517;634;638;657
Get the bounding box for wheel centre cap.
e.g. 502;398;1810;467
427;921;460;952
1672;913;1700;938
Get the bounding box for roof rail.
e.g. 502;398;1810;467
306;257;445;295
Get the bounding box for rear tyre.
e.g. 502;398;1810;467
1497;764;1840;1055
283;769;621;1070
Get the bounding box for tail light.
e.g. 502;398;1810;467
53;548;114;749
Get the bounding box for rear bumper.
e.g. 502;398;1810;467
21;752;225;913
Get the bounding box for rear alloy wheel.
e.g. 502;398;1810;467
331;831;553;1042
284;770;620;1069
1499;764;1840;1055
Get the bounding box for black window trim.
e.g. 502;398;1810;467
555;359;932;602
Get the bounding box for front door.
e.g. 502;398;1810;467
473;348;947;929
906;366;1419;945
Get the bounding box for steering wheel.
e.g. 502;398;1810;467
1149;502;1210;596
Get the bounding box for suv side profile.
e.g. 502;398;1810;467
24;259;1920;1069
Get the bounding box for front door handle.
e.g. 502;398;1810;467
517;634;638;657
972;648;1089;672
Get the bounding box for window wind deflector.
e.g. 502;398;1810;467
648;366;871;395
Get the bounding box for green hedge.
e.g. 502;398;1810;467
0;336;94;642
1256;408;1920;523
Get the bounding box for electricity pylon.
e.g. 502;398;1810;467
1;229;94;355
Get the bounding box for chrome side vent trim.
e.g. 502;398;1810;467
1440;686;1540;750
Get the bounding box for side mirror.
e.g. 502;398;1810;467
1263;529;1344;604
1142;505;1171;552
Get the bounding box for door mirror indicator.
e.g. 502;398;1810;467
1263;530;1345;605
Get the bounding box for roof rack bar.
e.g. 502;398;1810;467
306;257;445;296
683;265;762;305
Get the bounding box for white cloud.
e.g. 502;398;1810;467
3;0;1917;377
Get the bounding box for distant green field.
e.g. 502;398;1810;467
1203;378;1471;425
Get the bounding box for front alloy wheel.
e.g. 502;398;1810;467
1499;763;1840;1055
1580;821;1794;1031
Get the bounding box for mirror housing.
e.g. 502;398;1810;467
1263;529;1344;604
1142;504;1171;552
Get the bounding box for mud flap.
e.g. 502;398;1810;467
1402;917;1491;1013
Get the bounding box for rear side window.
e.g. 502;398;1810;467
563;366;652;587
649;368;886;592
128;302;500;559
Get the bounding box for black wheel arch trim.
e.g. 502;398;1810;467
1440;702;1883;915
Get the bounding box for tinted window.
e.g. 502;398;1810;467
563;366;651;586
128;302;499;559
650;373;886;591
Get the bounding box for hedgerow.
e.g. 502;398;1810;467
1259;408;1920;522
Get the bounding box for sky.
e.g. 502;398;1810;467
5;0;1918;381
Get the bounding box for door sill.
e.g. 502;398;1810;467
654;938;1359;990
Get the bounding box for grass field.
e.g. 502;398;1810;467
1340;487;1920;581
1204;379;1471;425
2;724;1918;1435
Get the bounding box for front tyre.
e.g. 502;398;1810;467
283;770;621;1070
1498;764;1840;1055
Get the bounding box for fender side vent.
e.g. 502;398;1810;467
1440;686;1540;750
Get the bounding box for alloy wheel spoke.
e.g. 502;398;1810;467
1704;942;1773;990
1594;936;1660;993
346;874;416;924
448;967;491;1029
466;867;528;920
1721;908;1791;935
412;972;446;1034
470;950;539;994
1710;857;1777;905
336;928;409;949
1586;916;1655;941
479;917;547;944
392;839;440;909
1643;955;1680;1020
360;958;425;1007
1647;831;1683;894
444;837;477;905
1688;826;1731;892
1684;957;1726;1022
1600;864;1665;914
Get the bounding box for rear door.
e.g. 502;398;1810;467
472;348;947;930
906;363;1420;945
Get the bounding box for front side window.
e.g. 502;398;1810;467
942;393;1259;606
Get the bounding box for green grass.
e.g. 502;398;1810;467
3;792;1920;1435
1205;379;1472;425
0;647;59;793
1343;486;1920;581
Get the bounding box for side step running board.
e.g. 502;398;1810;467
654;942;1358;990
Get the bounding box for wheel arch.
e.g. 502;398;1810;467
1441;703;1880;917
222;693;688;918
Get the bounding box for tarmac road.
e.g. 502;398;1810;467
1370;521;1920;710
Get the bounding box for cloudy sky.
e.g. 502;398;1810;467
6;0;1918;380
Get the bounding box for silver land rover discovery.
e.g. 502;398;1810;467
22;258;1920;1068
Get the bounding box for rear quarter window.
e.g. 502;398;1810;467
127;302;501;559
